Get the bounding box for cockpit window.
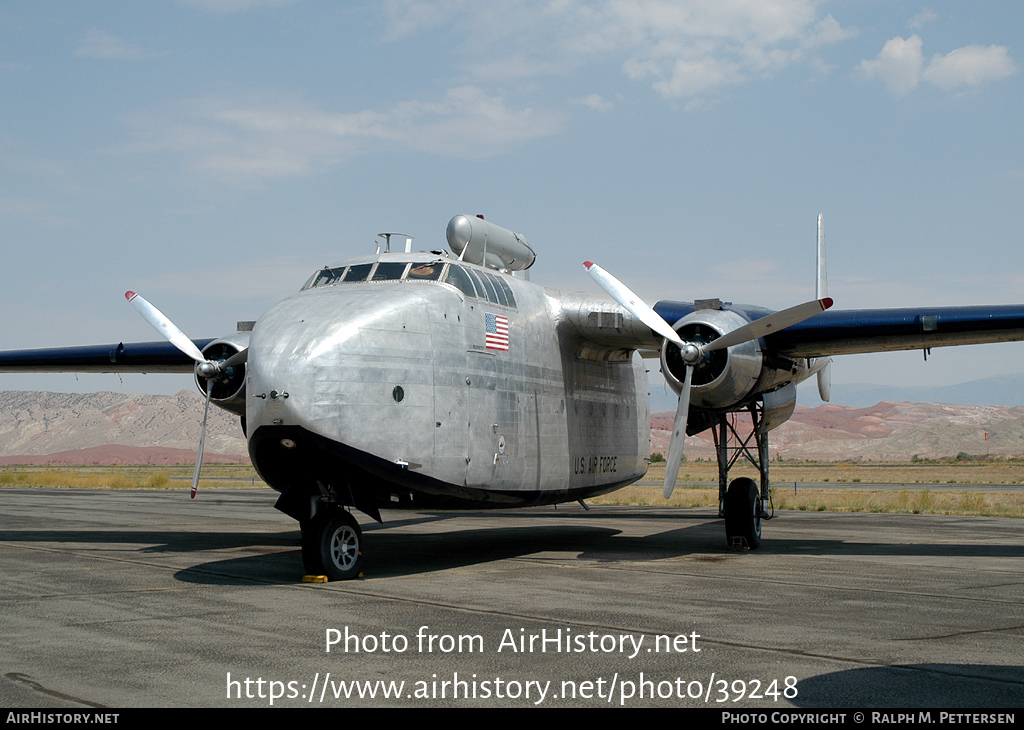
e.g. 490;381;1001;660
299;259;517;308
495;275;517;308
372;262;409;281
443;265;477;298
463;268;486;300
475;269;500;305
408;262;444;280
344;263;373;282
485;271;509;306
301;270;323;290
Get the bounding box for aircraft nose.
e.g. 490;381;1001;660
244;286;436;458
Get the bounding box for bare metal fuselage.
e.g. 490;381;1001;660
243;253;651;516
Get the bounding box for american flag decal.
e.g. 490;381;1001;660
485;313;509;351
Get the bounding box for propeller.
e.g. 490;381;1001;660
583;263;832;498
125;291;247;498
815;213;832;402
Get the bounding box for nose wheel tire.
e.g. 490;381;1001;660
724;477;761;550
302;509;364;580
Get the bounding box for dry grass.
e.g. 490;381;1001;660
769;487;1024;518
590;484;1024;518
589;461;1024;518
0;464;265;490
4;461;1023;518
644;460;1024;485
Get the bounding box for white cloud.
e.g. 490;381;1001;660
575;94;614;111
858;36;1015;96
856;34;923;96
126;88;560;184
653;57;745;98
75;30;147;60
381;1;856;102
922;44;1016;90
387;86;561;156
908;9;937;30
802;14;858;49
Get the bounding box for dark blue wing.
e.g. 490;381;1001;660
653;302;1024;358
0;339;215;373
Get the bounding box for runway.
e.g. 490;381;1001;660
1;488;1022;708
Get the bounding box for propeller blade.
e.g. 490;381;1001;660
222;348;248;369
125;291;207;364
817;359;832;402
191;380;214;499
584;262;684;346
663;363;693;499
703;297;833;354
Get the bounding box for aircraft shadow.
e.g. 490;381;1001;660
6;511;1024;585
0;528;292;554
792;664;1024;708
174;519;729;584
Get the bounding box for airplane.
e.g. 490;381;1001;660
3;213;1024;581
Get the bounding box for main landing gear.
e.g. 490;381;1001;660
301;508;364;580
712;401;774;550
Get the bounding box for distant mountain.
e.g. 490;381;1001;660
4;389;1024;466
652;400;1024;461
796;374;1024;408
650;374;1024;411
0;445;246;466
0;390;246;463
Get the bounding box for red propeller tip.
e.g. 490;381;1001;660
821;297;833;310
583;261;593;269
125;291;136;301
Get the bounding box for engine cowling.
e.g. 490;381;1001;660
194;333;249;416
660;308;762;410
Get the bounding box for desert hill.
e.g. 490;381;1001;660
2;390;1024;465
651;401;1024;461
0;390;246;464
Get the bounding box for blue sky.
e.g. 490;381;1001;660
1;1;1022;399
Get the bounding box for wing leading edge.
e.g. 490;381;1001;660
0;339;214;374
654;301;1024;358
8;305;1024;372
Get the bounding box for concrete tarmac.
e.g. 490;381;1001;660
1;488;1022;708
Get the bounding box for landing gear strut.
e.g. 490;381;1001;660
712;401;773;549
302;508;364;580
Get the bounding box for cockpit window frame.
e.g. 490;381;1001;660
371;262;410;281
407;262;445;281
443;264;478;299
343;263;373;283
299;258;517;310
494;275;517;308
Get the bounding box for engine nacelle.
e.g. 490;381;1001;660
660;308;762;410
195;332;249;416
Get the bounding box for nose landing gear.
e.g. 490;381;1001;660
302;508;364;580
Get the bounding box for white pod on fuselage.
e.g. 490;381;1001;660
446;215;535;271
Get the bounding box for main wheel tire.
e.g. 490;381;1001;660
724;477;761;550
301;509;364;580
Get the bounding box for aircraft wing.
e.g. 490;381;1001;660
0;339;214;374
655;301;1024;358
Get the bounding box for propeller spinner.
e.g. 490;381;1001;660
583;264;832;498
